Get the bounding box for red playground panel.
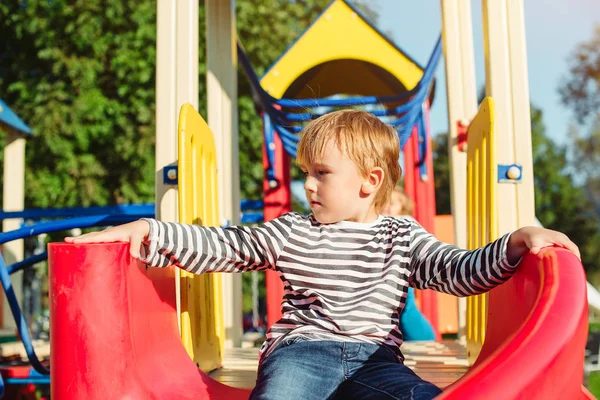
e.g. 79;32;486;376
49;242;250;400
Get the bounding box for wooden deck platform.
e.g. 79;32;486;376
210;340;468;390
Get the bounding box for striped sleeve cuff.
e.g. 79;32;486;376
139;218;171;267
497;232;520;271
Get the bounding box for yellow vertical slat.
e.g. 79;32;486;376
465;97;497;364
177;103;225;372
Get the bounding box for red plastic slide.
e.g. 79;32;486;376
49;243;592;399
49;242;251;400
438;248;593;399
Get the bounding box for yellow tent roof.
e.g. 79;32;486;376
260;0;425;100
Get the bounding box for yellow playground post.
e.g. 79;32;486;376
177;103;225;373
465;97;498;364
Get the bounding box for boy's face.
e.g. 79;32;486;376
300;139;373;224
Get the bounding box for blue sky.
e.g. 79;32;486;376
372;0;599;145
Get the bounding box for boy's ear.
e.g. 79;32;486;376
362;167;384;195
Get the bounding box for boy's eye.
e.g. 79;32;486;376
317;170;328;176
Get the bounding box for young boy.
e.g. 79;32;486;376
66;110;579;400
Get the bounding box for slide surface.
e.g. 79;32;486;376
438;248;591;399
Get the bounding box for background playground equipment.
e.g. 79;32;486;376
47;104;591;399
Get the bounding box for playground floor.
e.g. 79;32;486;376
210;340;469;389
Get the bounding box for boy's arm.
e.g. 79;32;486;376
66;214;295;274
409;222;579;296
409;224;515;296
141;214;294;274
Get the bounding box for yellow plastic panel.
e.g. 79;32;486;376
177;103;224;373
465;97;497;365
260;0;423;98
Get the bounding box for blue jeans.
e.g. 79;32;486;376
250;338;442;400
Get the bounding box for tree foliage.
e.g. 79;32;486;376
0;0;376;210
431;133;451;215
559;25;600;216
559;25;600;124
529;106;600;270
0;1;157;207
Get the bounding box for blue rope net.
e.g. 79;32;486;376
237;35;442;181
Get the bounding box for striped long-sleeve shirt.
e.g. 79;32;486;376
141;212;516;361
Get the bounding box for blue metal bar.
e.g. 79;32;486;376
5;377;50;384
7;252;47;275
263;113;277;182
0;254;49;375
1;202;264;221
241;213;264;224
0;215;147;245
240;199;264;211
418;113;428;179
0;204;155;221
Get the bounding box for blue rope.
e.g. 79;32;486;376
238;36;441;160
238;37;441;129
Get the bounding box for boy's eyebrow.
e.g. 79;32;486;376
305;162;334;170
313;162;333;169
297;160;334;170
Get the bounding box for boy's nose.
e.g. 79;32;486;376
304;177;316;193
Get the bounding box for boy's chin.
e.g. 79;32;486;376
311;212;340;225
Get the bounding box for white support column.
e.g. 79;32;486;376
156;0;199;329
156;1;178;325
506;0;535;227
176;1;199;111
2;133;25;331
482;0;534;233
206;0;242;348
440;0;478;340
155;0;178;223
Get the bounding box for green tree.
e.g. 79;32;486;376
529;106;600;271
432;133;451;215
559;25;600;216
0;1;157;207
559;25;600;124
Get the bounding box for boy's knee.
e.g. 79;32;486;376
410;383;443;400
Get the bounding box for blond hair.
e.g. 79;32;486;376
297;110;402;211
